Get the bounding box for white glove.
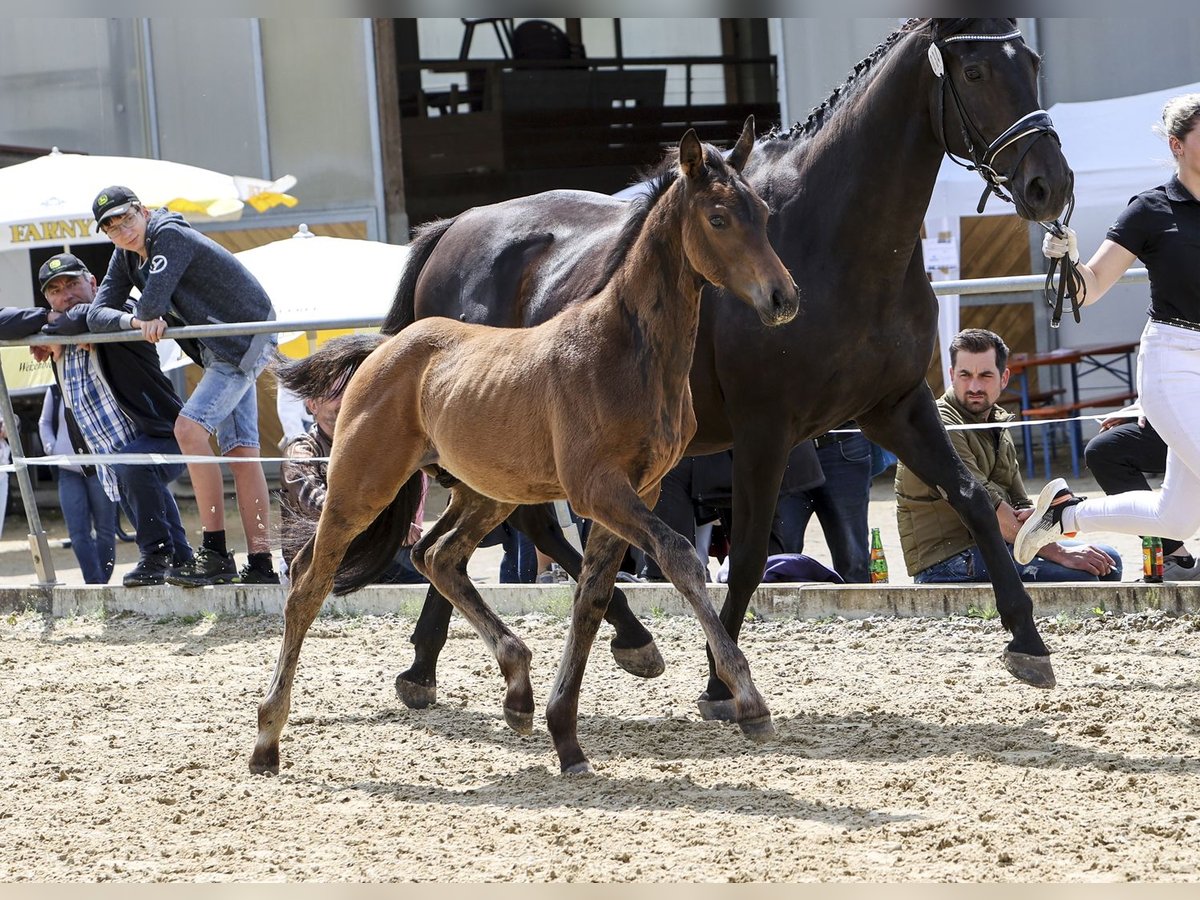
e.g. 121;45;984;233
1042;226;1079;264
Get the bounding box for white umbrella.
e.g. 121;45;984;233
234;226;410;359
0;148;298;251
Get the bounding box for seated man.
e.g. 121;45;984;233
895;328;1122;583
278;351;427;584
1085;403;1200;580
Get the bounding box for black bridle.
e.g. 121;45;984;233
929;26;1084;327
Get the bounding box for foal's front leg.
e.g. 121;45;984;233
511;503;664;678
544;523;631;773
583;478;774;741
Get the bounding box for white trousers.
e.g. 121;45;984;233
1070;320;1200;540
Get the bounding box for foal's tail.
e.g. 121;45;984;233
273;333;387;401
282;471;425;595
382;217;456;335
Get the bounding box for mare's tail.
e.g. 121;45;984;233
283;471;425;595
382;217;456;335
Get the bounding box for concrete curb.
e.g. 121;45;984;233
2;581;1198;621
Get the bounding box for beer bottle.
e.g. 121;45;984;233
869;527;889;584
1142;536;1157;582
1153;536;1165;581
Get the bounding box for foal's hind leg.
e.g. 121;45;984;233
414;486;537;733
251;497;397;774
544;523;631;773
511;503;664;679
581;477;773;741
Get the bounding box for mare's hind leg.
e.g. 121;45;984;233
414;486;537;733
544;524;631;774
395;500;468;709
579;476;773;741
860;386;1052;687
511;503;664;679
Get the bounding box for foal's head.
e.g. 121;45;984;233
677;119;799;326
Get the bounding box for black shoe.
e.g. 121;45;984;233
166;547;238;587
123;551;172;588
238;564;281;585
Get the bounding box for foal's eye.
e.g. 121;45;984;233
709;215;726;228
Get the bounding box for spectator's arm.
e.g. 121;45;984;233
282;436;327;518
132;228;197;322
944;422;1008;509
38;388;57;456
0;307;49;339
87;251;137;332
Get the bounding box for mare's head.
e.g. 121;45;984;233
925;18;1073;221
678;118;799;326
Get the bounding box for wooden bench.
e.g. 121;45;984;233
998;386;1065;412
1020;390;1138;479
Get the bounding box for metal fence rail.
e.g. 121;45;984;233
1;266;1153;585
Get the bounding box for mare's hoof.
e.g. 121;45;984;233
611;640;665;679
504;707;535;735
561;760;595;776
738;714;776;743
696;693;738;722
1002;650;1056;689
395;674;436;709
248;748;279;776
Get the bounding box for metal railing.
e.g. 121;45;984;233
1;267;1152;586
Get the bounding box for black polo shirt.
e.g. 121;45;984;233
1106;174;1200;324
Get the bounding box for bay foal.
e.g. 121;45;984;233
251;122;799;775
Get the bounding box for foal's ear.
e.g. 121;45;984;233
728;115;755;173
679;129;705;179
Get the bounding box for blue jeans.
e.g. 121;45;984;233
916;541;1124;583
58;468;117;584
774;433;873;583
181;345;272;454
112;433;192;563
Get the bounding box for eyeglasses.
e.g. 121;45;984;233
99;208;139;235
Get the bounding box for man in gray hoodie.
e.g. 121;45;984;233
87;185;279;586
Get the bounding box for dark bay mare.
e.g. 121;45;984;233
254;126;800;775
372;18;1075;712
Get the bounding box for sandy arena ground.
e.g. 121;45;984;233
3;608;1200;882
2;469;1195;881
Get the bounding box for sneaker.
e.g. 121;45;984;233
238;564;281;585
1013;478;1085;565
537;563;570;585
1163;555;1200;581
166;547;238;587
122;551;172;588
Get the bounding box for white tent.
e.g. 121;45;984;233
924;81;1200;375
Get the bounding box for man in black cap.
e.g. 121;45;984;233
87;185;279;586
0;253;195;586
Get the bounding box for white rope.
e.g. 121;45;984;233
0;409;1133;475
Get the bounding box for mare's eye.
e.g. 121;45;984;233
709;215;726;228
964;65;984;82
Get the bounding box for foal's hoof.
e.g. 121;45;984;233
395;674;437;709
696;693;738;722
561;760;595;776
248;746;280;776
1002;650;1057;689
738;714;776;744
611;639;665;679
504;707;535;735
